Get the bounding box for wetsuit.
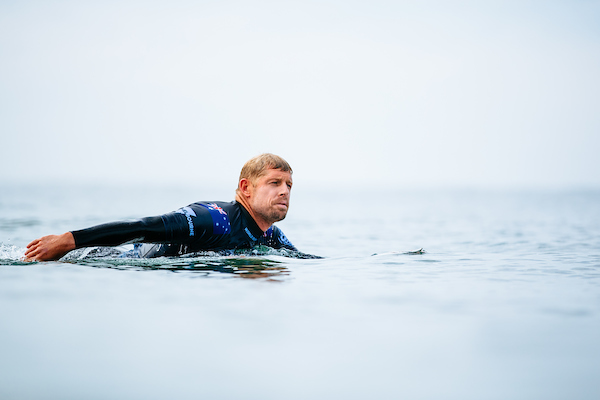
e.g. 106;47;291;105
71;201;297;257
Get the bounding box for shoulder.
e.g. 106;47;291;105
162;201;235;238
177;201;237;220
185;201;234;234
184;201;235;213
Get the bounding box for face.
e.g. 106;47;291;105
247;168;293;225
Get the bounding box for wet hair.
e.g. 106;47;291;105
238;153;293;185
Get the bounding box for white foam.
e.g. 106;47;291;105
0;243;26;261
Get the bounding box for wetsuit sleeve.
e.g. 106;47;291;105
71;204;216;249
71;216;167;248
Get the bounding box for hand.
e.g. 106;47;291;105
23;232;76;261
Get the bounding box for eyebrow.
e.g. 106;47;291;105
270;178;293;184
268;177;293;188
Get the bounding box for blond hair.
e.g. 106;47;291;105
238;153;292;185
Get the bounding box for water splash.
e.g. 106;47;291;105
0;243;28;265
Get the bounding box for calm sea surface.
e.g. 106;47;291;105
1;183;599;400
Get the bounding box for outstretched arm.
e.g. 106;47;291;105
23;216;168;262
24;232;76;261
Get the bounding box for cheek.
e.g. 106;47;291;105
254;188;271;205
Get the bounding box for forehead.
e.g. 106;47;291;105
259;168;293;182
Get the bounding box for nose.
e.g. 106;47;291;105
279;183;290;197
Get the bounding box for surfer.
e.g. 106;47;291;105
24;153;297;261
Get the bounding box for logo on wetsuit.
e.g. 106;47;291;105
263;227;293;248
176;206;196;237
278;232;293;247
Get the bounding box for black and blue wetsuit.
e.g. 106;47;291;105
71;201;297;257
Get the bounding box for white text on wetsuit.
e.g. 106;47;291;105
176;206;196;237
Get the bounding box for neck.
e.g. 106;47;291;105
235;191;271;232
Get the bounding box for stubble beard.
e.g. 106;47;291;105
255;202;288;225
262;208;287;224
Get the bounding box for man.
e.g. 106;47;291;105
24;153;297;261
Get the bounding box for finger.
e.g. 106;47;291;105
25;247;40;258
26;239;41;249
22;253;38;262
24;242;40;255
34;250;54;261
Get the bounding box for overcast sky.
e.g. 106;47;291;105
2;0;599;189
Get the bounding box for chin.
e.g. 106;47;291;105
272;212;287;222
275;215;287;222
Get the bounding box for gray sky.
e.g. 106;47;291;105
2;0;599;189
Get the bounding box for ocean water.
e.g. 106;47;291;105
1;183;599;400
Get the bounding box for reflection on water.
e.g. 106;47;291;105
54;245;299;280
74;255;290;280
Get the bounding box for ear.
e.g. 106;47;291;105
238;178;252;197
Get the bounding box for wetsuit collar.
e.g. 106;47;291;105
234;194;267;239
